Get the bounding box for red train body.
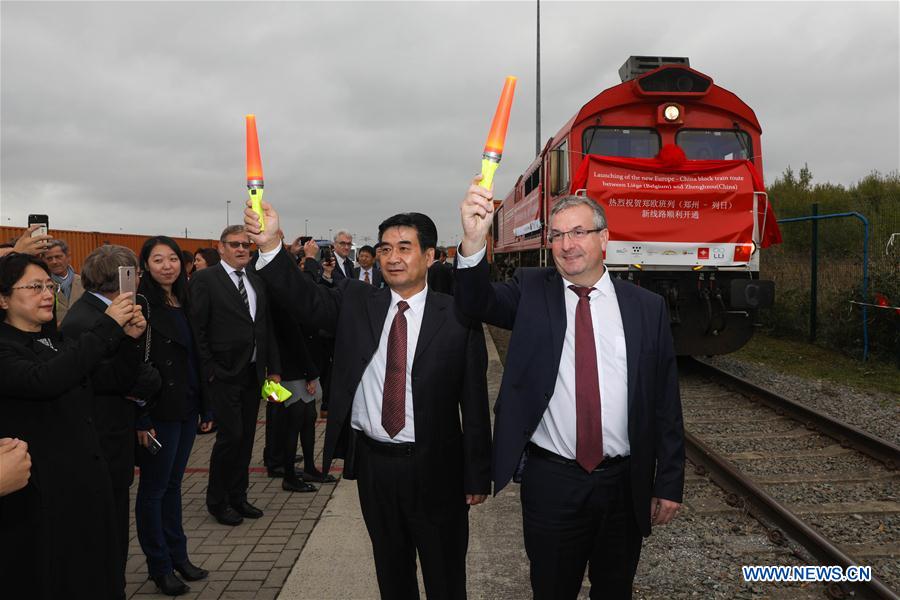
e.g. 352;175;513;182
490;57;780;355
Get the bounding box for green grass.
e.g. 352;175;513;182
734;333;900;398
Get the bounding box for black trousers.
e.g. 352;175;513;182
112;484;130;598
356;434;469;600
284;400;316;476
206;366;260;508
521;449;642;600
263;401;285;470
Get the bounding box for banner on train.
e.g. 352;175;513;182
573;154;773;267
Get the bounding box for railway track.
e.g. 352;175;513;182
681;358;900;599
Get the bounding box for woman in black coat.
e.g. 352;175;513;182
135;236;214;596
0;253;146;600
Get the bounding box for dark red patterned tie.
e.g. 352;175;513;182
569;285;603;472
382;300;410;438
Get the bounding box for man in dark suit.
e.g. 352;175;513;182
244;202;491;600
60;244;158;599
355;245;384;288
190;225;281;526
455;183;684;600
427;247;454;295
331;229;356;281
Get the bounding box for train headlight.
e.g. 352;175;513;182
663;104;681;121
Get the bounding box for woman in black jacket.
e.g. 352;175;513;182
135;236;214;596
0;253;146;600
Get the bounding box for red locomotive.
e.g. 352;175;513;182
490;56;781;355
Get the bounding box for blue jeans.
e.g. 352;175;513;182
135;417;197;577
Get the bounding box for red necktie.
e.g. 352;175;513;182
382;301;410;438
364;270;371;284
569;285;603;472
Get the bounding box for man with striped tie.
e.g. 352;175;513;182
191;224;281;527
246;204;491;600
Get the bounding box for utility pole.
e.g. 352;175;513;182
226;200;231;226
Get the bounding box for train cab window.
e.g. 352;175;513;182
582;127;660;158
524;168;541;196
676;129;752;160
548;140;570;195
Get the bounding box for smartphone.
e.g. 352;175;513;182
27;214;49;238
300;236;312;246
118;265;136;301
320;247;334;263
145;432;162;455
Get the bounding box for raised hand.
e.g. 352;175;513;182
460;175;494;257
303;239;319;259
123;304;147;339
13;225;54;256
244;199;282;253
105;293;137;327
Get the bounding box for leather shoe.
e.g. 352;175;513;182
302;468;337;484
173;560;208;581
231;500;263;518
208;504;243;526
266;465;285;478
282;477;317;493
150;572;189;596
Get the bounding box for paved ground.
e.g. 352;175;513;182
125;409;338;599
125;325;518;600
279;325;530;600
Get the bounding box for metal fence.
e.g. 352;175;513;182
759;197;900;365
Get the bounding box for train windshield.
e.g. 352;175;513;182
582;127;660;158
677;129;752;160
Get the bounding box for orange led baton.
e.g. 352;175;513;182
246;114;265;231
480;76;517;190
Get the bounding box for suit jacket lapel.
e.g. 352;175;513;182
545;270;566;371
367;287;392;346
412;292;447;366
247;270;264;322
613;279;641;415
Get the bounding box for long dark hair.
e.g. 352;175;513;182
138;236;190;308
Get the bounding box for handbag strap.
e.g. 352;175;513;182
136;293;151;363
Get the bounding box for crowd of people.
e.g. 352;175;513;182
1;179;684;600
0;222;455;598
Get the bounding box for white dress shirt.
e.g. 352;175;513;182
350;285;427;443
358;267;374;283
457;244;630;458
219;261;258;321
256;246;427;443
220;260;258;362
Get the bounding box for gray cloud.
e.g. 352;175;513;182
1;1;897;244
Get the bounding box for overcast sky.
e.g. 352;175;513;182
2;1;897;245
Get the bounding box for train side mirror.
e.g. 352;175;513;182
730;279;774;309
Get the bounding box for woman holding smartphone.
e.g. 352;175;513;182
0;252;145;599
135;236;214;596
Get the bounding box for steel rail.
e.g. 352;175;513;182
683;357;900;469
684;431;898;600
681;358;900;599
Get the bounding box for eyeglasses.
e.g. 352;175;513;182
225;241;252;249
547;228;605;244
335;241;352;247
11;282;61;295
